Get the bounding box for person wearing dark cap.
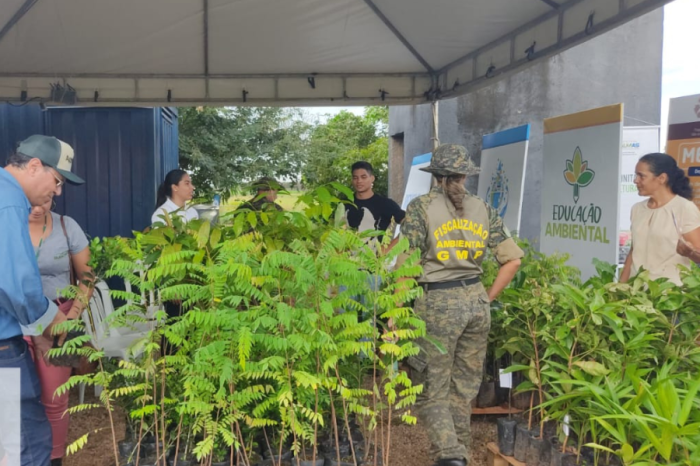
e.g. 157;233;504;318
0;135;84;466
238;177;285;212
396;144;523;466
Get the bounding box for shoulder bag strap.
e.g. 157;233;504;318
60;215;77;286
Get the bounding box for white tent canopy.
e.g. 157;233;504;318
0;0;671;107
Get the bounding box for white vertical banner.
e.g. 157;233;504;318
540;104;623;280
477;124;530;234
400;152;432;210
619;126;660;232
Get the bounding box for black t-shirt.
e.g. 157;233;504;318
346;194;405;232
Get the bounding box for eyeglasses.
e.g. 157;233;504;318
50;169;65;188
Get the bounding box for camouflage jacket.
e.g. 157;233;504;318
401;186;523;283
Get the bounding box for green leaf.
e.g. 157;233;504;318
577;170;595;187
209;227;221;248
573;147;583;178
424;335;447;355
246;211;258;228
529;359;540;385
317;186;332;203
573;361;610;376
196;221;210;249
620;443;634;464
330;182;354;200
566;160;574;173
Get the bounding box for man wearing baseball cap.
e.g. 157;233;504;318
0;135;84;466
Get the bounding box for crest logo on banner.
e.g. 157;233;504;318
563;147;595;203
486;159;509;217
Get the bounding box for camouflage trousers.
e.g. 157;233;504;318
407;283;491;463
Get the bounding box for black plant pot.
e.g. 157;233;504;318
325;459;359;466
513;424;530;462
118;439;137;460
139;457;159;466
167;453;194;466
211;454;233;466
526;434;543;466
496;418;517;456
476;381;497;407
537;435;552;466
140;440;164;459
295;457;326;466
550;448;578;466
262;449;293;461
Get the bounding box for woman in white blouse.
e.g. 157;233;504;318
151;169;199;226
621;153;700;285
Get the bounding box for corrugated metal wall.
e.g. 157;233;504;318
0;104;179;238
0;103;44;161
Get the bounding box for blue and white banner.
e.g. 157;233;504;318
477;124;530;234
400;152;433;210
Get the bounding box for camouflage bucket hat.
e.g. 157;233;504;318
420;144;480;177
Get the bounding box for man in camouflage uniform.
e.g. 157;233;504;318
238;176;285;212
399;144;523;466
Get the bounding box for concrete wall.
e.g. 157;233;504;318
388;9;664;243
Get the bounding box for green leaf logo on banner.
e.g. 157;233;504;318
563;146;595;203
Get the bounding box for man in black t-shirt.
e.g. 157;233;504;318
346;161;405;236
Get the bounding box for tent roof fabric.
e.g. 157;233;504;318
0;0;671;107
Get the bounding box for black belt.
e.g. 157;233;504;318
420;277;480;291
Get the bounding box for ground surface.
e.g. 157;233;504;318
64;387;497;466
221;191;304;213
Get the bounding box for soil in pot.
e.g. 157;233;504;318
496;418;517;457
476;381;497;408
513;423;531;462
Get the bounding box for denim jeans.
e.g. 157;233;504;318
0;336;52;466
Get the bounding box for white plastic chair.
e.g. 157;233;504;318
79;280;152;404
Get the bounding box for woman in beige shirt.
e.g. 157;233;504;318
621;153;700;285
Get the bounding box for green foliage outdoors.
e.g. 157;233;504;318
484;240;700;466
302;107;390;196
57;185;425;466
179;107;390;201
179;107;311;200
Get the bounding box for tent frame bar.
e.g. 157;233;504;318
0;72;430;79
438;0;672;98
203;0;210;98
0;0;39;44
360;0;434;73
538;0;561;9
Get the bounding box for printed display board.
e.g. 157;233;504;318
540;104;624;280
477;124;530;235
667;93;700;208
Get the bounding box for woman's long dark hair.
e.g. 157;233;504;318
639;153;692;200
434;174;467;215
156;169;188;209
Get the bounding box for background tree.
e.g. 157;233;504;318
179;107;310;200
303;107;389;196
